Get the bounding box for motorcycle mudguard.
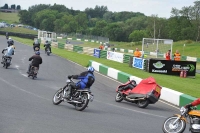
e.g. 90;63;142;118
173;114;188;123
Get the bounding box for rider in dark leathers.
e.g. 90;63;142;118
65;66;95;100
27;51;42;75
44;40;52;53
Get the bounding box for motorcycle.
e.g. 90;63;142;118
52;78;94;111
28;66;38;79
115;76;162;108
45;47;50;56
162;106;200;133
34;46;40;52
2;56;11;69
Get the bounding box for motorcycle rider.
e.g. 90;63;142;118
65;66;95;100
27;51;42;77
7;38;14;47
44;40;52;53
1;45;15;64
6;32;9;39
185;98;200;109
118;80;137;91
33;39;40;51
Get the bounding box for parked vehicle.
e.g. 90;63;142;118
162;106;200;133
52;78;94;111
115;77;162;108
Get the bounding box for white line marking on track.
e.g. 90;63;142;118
15;65;27;77
95;100;167;118
0;77;50;101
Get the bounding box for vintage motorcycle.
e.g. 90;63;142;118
52;78;94;111
45;47;50;56
162;106;200;133
2;56;12;69
115;77;162;108
34;46;40;52
28;66;38;79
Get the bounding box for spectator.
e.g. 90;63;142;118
99;44;104;50
133;48;141;58
174;50;181;61
112;47;115;52
165;50;171;60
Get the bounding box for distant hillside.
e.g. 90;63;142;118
0;12;19;24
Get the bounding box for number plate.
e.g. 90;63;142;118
155;87;161;93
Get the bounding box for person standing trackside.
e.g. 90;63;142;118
133;48;141;58
174;50;181;61
165;50;171;60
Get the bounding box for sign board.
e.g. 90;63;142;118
132;57;145;70
107;51;124;63
93;48;100;58
149;59;196;76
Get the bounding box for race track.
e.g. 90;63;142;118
0;36;186;133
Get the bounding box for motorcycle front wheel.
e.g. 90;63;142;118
162;116;186;133
52;88;63;105
75;93;89;111
115;92;123;102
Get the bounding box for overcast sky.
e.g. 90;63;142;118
1;0;197;18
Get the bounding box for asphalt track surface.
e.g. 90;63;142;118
0;36;188;133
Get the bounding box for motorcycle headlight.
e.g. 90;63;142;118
66;79;71;83
180;107;186;115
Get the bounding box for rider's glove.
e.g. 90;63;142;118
68;75;72;79
184;103;192;109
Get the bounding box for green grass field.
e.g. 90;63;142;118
11;36;200;98
0;12;19;24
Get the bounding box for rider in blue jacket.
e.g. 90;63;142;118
66;66;95;100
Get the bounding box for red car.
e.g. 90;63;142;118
115;77;162;108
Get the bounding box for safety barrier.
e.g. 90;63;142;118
58;43;65;49
89;60;200;109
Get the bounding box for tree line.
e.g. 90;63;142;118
18;1;200;42
1;4;21;10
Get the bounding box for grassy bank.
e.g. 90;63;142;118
12;36;200;98
0;12;19;24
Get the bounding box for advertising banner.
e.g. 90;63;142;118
132;57;145;70
93;48;100;58
107;51;124;63
149;59;196;76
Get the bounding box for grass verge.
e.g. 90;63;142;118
12;36;200;98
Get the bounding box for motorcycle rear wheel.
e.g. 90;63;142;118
75;93;89;111
115;92;123;102
162;116;186;133
137;99;149;108
53;88;63;105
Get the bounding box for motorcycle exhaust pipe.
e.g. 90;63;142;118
67;100;82;104
126;96;146;101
